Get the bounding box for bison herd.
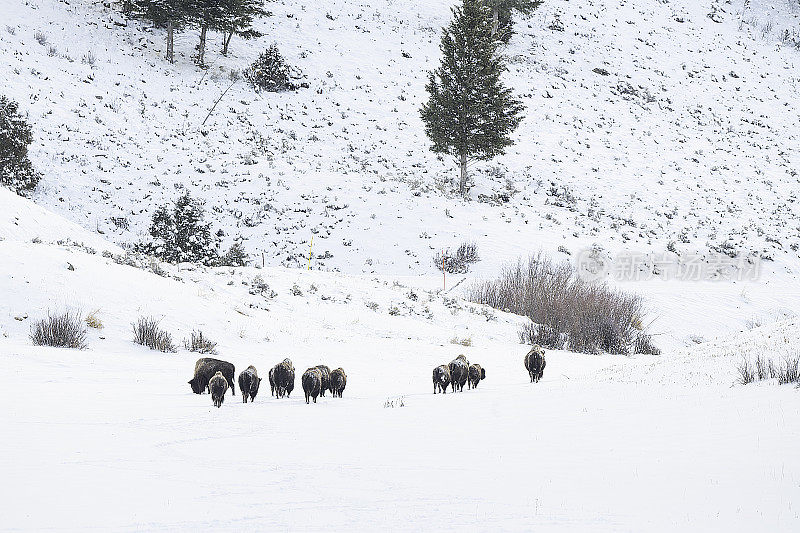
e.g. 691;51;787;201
432;354;485;393
432;346;547;395
189;345;547;408
188;357;347;408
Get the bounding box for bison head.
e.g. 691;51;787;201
481;368;486;380
188;377;203;394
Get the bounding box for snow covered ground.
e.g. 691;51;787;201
1;194;799;531
2;0;800;529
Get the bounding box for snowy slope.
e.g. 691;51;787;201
2;0;800;277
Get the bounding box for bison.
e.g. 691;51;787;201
238;365;262;403
448;355;469;392
268;366;276;397
433;364;451;394
330;367;347;398
271;358;295;398
189;358;235;395
209;371;229;408
468;364;486;389
315;365;332;397
302;367;322;404
524;345;546;383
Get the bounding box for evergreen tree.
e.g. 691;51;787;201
486;0;542;42
0;96;40;196
216;0;270;56
130;0;193;63
420;0;524;196
141;193;219;265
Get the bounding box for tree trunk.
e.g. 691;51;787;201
459;153;468;196
491;7;499;37
222;32;233;56
166;20;174;64
197;24;208;66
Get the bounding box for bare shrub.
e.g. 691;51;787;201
777;355;799;385
183;330;218;355
34;31;47;45
30;311;87;349
434;242;480;274
469;253;647;355
132;316;176;353
737;358;755;385
739;353;799;386
634;332;661;355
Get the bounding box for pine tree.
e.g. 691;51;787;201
216;0;270;56
141;193;219;265
172;192;216;263
486;0;542;42
130;0;193;63
420;0;524;196
0;96;40;196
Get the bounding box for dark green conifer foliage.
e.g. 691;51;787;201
142;193;219;265
420;0;524;196
0;96;40;196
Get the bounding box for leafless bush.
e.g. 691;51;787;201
30;311;87;349
34;31;47;45
183;330;218;355
739;353;799;385
737;358;755;385
634;332;661;355
132;316;176;353
434;242;480;274
778;355;799;385
470;253;647;355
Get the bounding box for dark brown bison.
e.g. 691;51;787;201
209;371;229;408
238;365;262;403
315;365;331;396
189;358;235;395
271;358;295;398
448;355;469;392
524;345;546;383
302;367;322;404
468;364;486;389
433;364;451;394
330;367;347;398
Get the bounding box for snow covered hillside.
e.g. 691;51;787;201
1;195;799;531
3;0;800;277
